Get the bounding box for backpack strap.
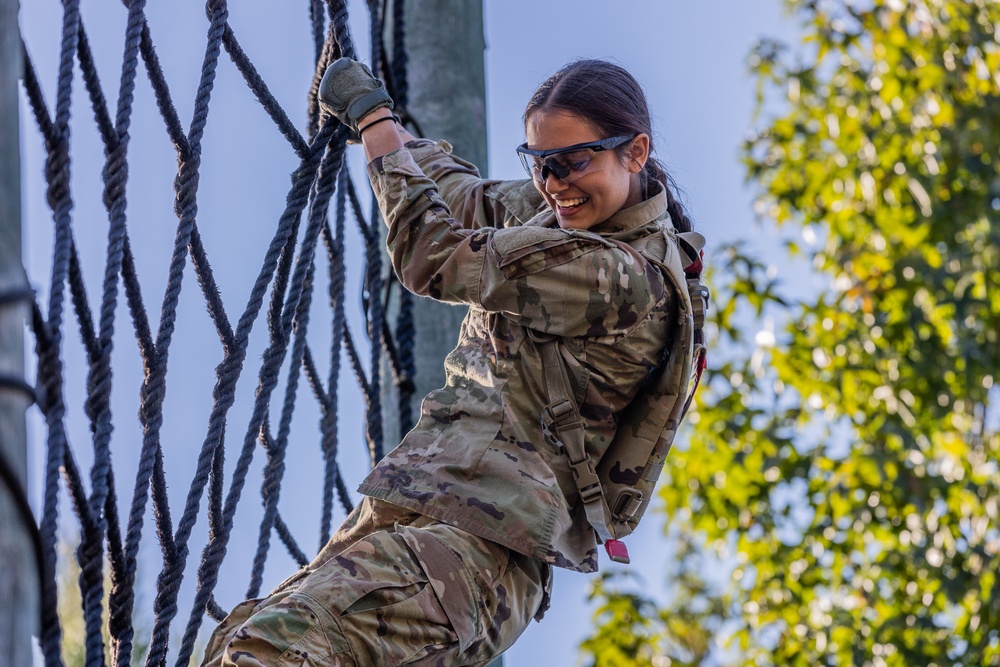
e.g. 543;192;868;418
531;329;617;548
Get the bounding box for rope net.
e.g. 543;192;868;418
19;1;418;665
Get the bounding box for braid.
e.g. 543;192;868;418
645;158;692;233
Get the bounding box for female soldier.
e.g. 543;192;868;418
202;58;697;667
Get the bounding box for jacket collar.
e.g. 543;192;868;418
591;180;668;235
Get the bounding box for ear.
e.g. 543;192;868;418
627;133;650;174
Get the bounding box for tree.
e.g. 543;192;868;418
583;1;1000;665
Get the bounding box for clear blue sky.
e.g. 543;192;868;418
19;1;795;663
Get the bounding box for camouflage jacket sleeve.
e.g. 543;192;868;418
403;138;545;229
368;146;666;338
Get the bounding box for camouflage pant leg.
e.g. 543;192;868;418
200;506;548;666
200;498;415;666
309;496;424;569
393;520;549;665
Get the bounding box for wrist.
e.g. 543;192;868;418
357;107;393;127
360;112;404;161
358;114;399;135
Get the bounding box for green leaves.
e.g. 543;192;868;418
583;1;1000;665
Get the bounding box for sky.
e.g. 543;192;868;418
19;1;797;664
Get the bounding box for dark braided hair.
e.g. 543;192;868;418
524;59;692;233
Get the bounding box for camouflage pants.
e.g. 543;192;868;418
200;498;551;667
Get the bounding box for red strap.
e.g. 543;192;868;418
692;347;706;395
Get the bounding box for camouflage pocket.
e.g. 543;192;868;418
400;523;542;664
299;529;458;667
491;226;601;280
397;525;481;651
200;589;344;667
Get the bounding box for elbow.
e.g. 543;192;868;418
390;248;437;299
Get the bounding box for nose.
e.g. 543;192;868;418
542;169;568;193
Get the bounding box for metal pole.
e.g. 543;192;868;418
0;0;39;665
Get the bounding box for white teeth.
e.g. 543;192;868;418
557;197;588;208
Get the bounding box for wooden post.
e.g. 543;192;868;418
380;0;487;440
380;4;500;665
0;0;39;665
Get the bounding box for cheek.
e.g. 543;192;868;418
610;172;634;202
593;178;623;205
533;180;554;203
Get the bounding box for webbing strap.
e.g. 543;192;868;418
532;331;616;547
688;280;710;331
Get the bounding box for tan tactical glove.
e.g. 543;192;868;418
319;58;394;133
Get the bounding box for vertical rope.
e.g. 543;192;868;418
174;125;346;667
310;0;325;66
320;169;352;545
388;0;416;434
74;3;150;665
246;133;343;598
35;1;83;664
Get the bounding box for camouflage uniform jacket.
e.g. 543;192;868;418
358;139;676;573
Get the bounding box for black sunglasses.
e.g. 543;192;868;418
515;135;635;183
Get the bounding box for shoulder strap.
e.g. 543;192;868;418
531;330;616;547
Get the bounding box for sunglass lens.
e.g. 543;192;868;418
540;159;571;182
517;151;535;178
517;146;600;183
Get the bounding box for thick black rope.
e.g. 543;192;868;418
362;0;417;438
389;0;408;109
20;0;420;665
75;2;149;664
246;130;344;601
172;1;361;658
387;0;417;436
319;168;354;544
140;1;235;661
33;2;82;665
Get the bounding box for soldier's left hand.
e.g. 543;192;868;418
319;58;394;133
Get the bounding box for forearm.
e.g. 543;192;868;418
359;112;493;231
359;108;405;161
396;123;418;144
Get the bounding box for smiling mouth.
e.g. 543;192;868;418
556;197;589;209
